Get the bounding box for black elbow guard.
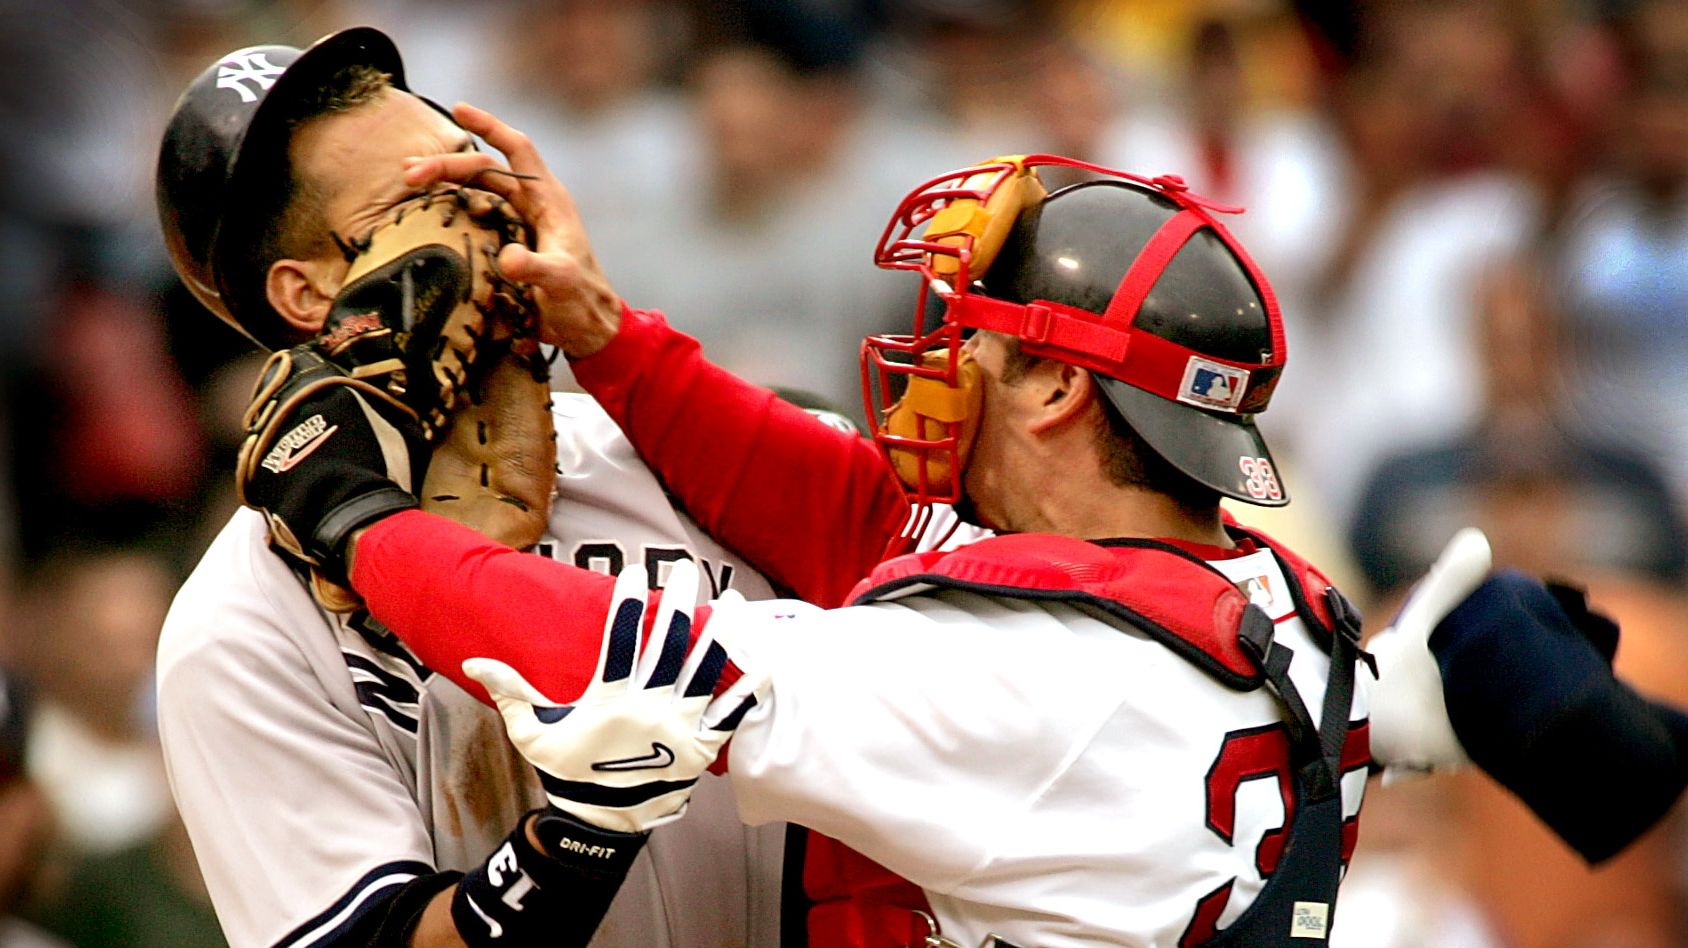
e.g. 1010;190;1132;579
1431;571;1688;864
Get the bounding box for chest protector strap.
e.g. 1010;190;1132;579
1201;587;1361;946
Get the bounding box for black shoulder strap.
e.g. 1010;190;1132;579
1236;588;1361;801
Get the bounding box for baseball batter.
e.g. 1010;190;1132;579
153;30;789;948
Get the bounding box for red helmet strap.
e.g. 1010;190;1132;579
1102;208;1208;326
947;295;1129;367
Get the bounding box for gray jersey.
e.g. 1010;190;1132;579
157;395;785;948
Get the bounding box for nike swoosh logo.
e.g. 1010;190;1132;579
464;893;502;938
592;742;675;772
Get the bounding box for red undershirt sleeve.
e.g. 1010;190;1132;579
350;509;619;706
570;306;908;607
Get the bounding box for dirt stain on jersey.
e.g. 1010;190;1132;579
441;706;540;839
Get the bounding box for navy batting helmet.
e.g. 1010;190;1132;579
155;27;410;349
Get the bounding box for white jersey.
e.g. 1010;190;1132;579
157;395;785;948
722;546;1373;947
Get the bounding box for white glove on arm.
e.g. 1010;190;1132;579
463;558;765;833
1367;527;1492;782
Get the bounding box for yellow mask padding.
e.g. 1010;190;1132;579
924;156;1048;281
883;349;983;493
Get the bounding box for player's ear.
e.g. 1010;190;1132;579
1026;361;1094;435
266;258;337;336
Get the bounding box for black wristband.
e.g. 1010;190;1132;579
529;808;650;880
450;809;649;948
315;485;418;578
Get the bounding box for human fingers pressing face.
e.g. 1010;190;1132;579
403;102;624;357
401;102;593;261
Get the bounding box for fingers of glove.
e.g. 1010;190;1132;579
1390;527;1493;644
689;607;770;731
700;660;769;736
638;559;699;691
592;564;650;698
675;620;732;708
463;658;572;740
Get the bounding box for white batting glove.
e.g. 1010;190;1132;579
1367;527;1492;782
463;559;764;833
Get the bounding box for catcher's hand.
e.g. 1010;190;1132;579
1368;527;1493;779
401;103;623;359
236;346;424;611
463;559;766;834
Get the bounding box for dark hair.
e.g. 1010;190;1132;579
225;64;394;345
1000;338;1217;506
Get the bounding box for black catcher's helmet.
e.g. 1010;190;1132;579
155;27;409;349
865;155;1288;519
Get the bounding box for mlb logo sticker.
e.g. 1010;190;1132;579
1239;573;1274;607
1178;357;1248;411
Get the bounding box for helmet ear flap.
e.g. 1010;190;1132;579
924;156;1048;283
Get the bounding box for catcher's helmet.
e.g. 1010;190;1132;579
864;155;1287;519
156;27;410;349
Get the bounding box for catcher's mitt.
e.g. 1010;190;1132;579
318;185;535;435
239;185;558;611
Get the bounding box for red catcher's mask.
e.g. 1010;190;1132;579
861;155;1289;553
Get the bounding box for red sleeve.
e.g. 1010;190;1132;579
351;509;619;706
570;306;907;607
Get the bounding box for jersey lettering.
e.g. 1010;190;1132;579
1181;720;1370;944
645;546;692;587
566;541;738;597
573;541;625;575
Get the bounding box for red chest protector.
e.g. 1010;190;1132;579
801;524;1352;947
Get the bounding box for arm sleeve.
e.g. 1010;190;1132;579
351;509;620;706
570;306;908;605
1431;571;1688;863
157;602;444;947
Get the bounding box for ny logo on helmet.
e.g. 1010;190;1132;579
217;52;285;104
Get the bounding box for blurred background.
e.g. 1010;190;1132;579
0;0;1685;945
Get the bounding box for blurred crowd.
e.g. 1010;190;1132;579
0;0;1685;945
